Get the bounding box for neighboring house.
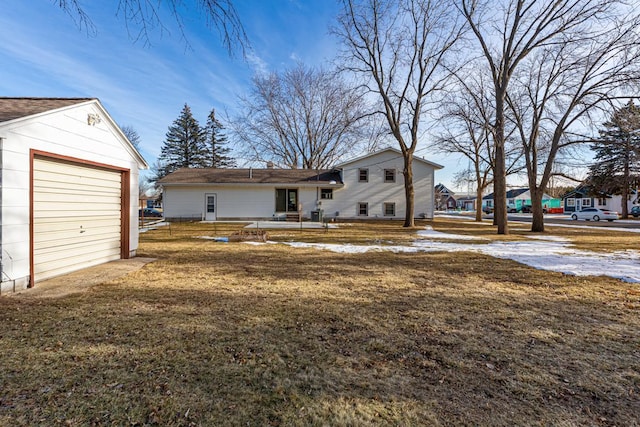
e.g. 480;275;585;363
454;194;477;211
563;185;639;213
159;148;443;221
435;183;456;211
483;188;562;212
0;97;148;292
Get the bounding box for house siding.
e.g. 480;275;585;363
332;149;436;219
161;149;439;221
163;185;331;220
0;101;144;292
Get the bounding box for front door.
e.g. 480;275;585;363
205;194;217;220
576;198;582;212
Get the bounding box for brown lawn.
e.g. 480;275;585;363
0;219;638;426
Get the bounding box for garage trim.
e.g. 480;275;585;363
29;149;131;287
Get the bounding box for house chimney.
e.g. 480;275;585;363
266;161;274;169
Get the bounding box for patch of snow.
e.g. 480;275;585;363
417;226;486;240
252;227;640;283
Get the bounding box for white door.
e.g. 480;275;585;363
205;194;217;220
33;157;123;282
576;198;582;211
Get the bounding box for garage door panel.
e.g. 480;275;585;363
34;217;121;233
35;249;121;282
34;158;122;180
34;173;121;189
33;203;122;215
35;239;121;262
34;190;121;203
34;230;121;248
33;157;124;283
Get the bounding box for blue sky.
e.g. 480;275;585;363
1;0;463;188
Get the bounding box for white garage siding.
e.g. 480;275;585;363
32;156;124;282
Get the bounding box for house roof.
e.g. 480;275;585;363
334;147;444;169
158;168;343;185
483;188;530;200
435;183;454;195
0;97;94;123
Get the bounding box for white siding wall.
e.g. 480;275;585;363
163;185;327;220
163;150;437;221
327;150;436;220
0;102;143;291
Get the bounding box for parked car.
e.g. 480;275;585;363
631;206;640;218
520;205;533;213
570;207;619;222
139;208;163;218
483;206;494;214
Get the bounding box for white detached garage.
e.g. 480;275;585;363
0;98;148;292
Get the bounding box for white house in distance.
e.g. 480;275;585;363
0;98;148;292
159;148;442;221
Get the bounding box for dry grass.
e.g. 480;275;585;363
0;220;638;426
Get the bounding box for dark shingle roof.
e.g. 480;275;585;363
483;188;530;199
0;97;94;123
158;168;343;185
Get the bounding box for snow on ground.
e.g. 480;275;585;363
248;226;640;283
416;226;487;240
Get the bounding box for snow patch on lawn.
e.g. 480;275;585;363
248;227;640;283
416;226;487;240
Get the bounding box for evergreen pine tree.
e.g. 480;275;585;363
204;108;236;168
587;101;640;217
157;104;208;178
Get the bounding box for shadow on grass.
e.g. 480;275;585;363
0;242;638;426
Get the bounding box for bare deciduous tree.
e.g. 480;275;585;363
334;0;464;227
120;125;141;149
233;63;369;170
54;0;248;54
436;69;523;221
505;9;640;231
457;0;623;234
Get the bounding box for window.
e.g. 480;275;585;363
598;197;607;206
275;188;298;212
384;202;396;216
567;198;575;207
320;188;333;200
358;202;368;216
358;168;369;182
384;169;396;183
582;198;592;207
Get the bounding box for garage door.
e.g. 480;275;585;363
33;157;123;282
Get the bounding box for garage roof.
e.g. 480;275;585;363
0;97;94;122
159;168;343;185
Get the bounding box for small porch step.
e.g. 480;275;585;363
286;212;301;221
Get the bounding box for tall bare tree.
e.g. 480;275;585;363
457;0;623;234
334;0;464;227
505;11;640;231
54;0;248;54
233;63;368;170
436;70;523;221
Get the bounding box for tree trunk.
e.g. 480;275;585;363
530;187;545;232
403;154;415;227
621;147;630;218
475;186;483;222
493;93;509;234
